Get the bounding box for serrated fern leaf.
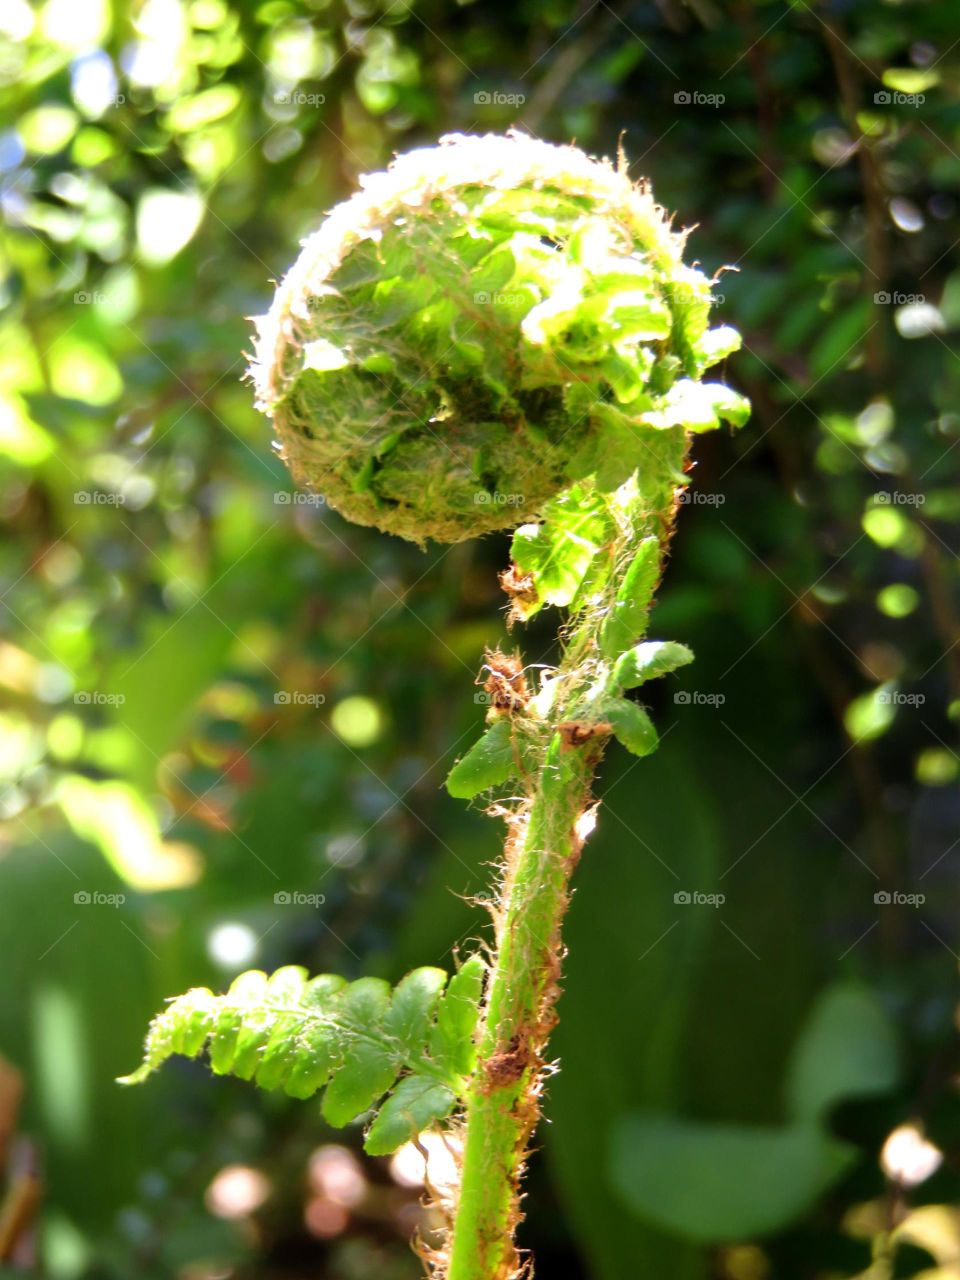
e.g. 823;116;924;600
120;958;486;1154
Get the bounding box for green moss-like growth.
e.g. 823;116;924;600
250;131;740;544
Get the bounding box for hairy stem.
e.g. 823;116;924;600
446;431;687;1280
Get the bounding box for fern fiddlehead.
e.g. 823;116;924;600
123;132;747;1279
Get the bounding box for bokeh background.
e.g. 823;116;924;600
2;0;960;1276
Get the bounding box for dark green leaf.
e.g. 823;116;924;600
445;719;517;799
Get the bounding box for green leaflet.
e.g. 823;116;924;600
430;953;486;1077
510;485;611;617
613;641;694;689
383;966;448;1054
365;1076;458;1156
643;380;750;432
600;697;659;757
698;325;742;370
120;959;486;1154
446;719;517;799
600;537;661;660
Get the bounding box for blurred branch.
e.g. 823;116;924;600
0;1063;39;1269
518;2;621;134
733;0;779;197
818;7;889;376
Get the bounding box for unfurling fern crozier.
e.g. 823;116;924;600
128;132;748;1280
249;132;746;544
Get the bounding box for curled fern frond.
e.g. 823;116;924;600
250;131;741;545
120;957;486;1155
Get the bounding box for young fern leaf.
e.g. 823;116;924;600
445;719;517;799
600;537;661;659
613;640;694;688
600;697;660;757
120;957;486;1156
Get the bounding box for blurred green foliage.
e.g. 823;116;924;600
2;1;960;1278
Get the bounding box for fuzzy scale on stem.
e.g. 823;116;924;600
447;433;687;1279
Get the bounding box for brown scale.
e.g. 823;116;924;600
558;720;612;749
478;648;530;714
499;563;538;627
499;563;538;606
480;1032;531;1091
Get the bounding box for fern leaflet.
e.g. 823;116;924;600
120;956;486;1155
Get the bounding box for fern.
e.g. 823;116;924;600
120;956;486;1155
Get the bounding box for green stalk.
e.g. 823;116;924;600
447;433;687;1280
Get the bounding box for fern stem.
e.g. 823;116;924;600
447;736;592;1280
446;433;688;1280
